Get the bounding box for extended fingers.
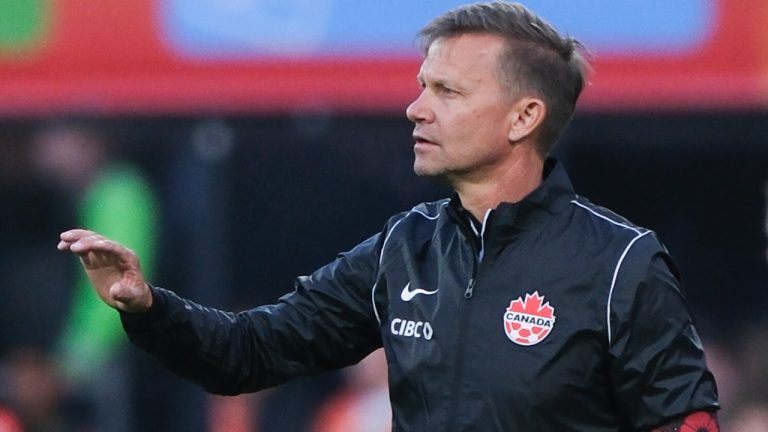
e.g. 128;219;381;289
57;229;96;250
69;235;123;254
59;232;135;260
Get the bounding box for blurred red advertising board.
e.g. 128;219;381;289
0;0;766;115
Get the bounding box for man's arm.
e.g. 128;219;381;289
650;411;719;431
58;228;384;395
608;235;719;429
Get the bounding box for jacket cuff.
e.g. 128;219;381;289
119;284;169;334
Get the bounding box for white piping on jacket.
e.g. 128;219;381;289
371;202;447;324
478;209;492;263
570;199;651;344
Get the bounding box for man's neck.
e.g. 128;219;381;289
453;153;544;221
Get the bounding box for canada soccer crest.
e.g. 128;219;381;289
503;291;556;346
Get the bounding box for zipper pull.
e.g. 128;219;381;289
464;278;476;299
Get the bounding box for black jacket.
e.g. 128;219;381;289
122;159;718;431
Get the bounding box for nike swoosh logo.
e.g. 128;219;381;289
400;282;438;302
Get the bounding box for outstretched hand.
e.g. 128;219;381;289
58;229;153;313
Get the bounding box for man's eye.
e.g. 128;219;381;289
439;85;456;95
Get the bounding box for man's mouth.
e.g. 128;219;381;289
414;134;438;146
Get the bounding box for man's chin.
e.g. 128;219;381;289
413;163;438;177
413;164;452;184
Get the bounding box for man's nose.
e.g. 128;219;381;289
406;91;433;124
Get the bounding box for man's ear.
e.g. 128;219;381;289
507;97;546;143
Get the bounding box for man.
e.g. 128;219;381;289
58;2;720;430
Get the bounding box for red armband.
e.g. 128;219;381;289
650;411;719;432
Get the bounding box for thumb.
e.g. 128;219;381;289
109;281;152;313
110;281;137;303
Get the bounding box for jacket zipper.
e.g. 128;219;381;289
445;205;492;429
464;278;476;299
464;209;490;300
448;229;481;431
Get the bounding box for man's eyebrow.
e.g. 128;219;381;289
416;71;461;91
417;74;444;86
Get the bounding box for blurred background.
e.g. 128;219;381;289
0;1;767;431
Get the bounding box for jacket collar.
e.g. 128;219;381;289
447;158;576;232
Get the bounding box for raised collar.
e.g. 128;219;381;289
447;158;576;232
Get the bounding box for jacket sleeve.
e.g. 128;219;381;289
120;233;384;395
607;234;719;430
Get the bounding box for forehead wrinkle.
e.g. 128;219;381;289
420;55;471;90
424;35;504;88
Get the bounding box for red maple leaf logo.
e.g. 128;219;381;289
507;291;555;319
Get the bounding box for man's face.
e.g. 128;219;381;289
406;33;517;182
